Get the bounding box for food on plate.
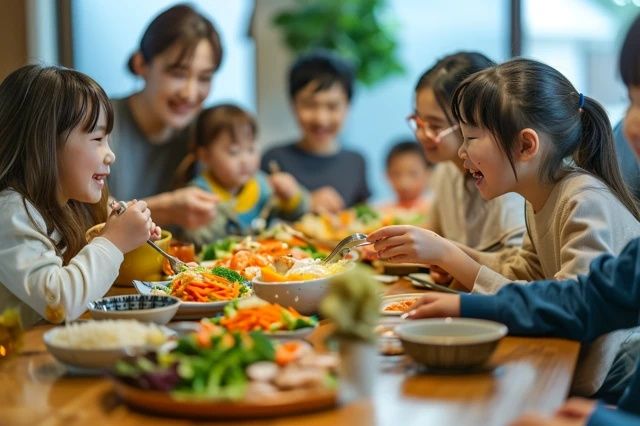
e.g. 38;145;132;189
114;322;338;400
383;298;418;313
294;204;427;243
209;298;318;333
200;232;328;280
152;266;251;303
48;320;168;350
258;258;350;282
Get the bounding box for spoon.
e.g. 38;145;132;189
322;233;370;264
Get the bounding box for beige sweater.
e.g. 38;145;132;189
429;162;525;251
471;172;640;395
0;189;123;328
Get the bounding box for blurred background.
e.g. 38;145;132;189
0;0;637;202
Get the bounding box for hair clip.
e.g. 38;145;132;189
578;93;585;111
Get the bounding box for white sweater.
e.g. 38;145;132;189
0;189;123;327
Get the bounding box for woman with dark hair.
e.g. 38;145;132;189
109;3;224;230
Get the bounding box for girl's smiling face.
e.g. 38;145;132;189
58;107;115;204
458;124;516;200
413;87;461;164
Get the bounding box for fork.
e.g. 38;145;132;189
322;233;370;264
109;199;187;273
146;239;187;273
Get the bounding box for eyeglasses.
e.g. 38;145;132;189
407;114;459;143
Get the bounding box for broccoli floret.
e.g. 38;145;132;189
211;266;245;284
354;204;380;224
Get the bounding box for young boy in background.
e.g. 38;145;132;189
261;50;370;214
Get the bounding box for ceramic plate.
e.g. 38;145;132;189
133;280;247;320
111;379;337;419
380;293;424;316
263;327;316;340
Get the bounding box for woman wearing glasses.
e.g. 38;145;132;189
405;52;525;284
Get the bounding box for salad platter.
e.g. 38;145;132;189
112;322;338;418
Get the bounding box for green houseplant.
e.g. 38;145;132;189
273;0;405;86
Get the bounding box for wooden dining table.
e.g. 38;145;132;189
0;279;580;426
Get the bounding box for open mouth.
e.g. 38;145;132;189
92;173;108;185
168;99;196;115
465;167;484;186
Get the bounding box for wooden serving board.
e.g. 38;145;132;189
111;380;338;419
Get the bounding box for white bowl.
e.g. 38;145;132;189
43;324;173;370
251;276;330;316
395;318;508;369
88;294;180;325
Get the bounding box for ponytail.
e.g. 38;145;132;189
451;58;640;221
577;97;640;220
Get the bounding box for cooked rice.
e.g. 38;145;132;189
50;320;167;349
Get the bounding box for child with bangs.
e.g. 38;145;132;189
407;52;526;284
368;58;640;396
0;65;160;328
180;104;309;246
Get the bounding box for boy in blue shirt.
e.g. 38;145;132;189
403;236;640;425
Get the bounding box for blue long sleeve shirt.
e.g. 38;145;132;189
461;237;640;425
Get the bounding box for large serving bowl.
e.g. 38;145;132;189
251;276;330;316
88;294;180;325
395;318;508;370
85;223;172;285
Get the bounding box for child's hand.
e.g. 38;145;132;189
402;292;461;319
269;172;300;201
149;225;162;241
367;225;448;265
509;398;596;425
168;187;218;229
311;186;345;214
102;200;156;253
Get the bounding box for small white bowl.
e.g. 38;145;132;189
88;294;180;325
252;276;330;316
395;318;508;370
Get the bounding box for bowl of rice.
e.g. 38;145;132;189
252;259;352;315
43;320;172;370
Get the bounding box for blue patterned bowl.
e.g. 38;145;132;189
88;294;180;325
